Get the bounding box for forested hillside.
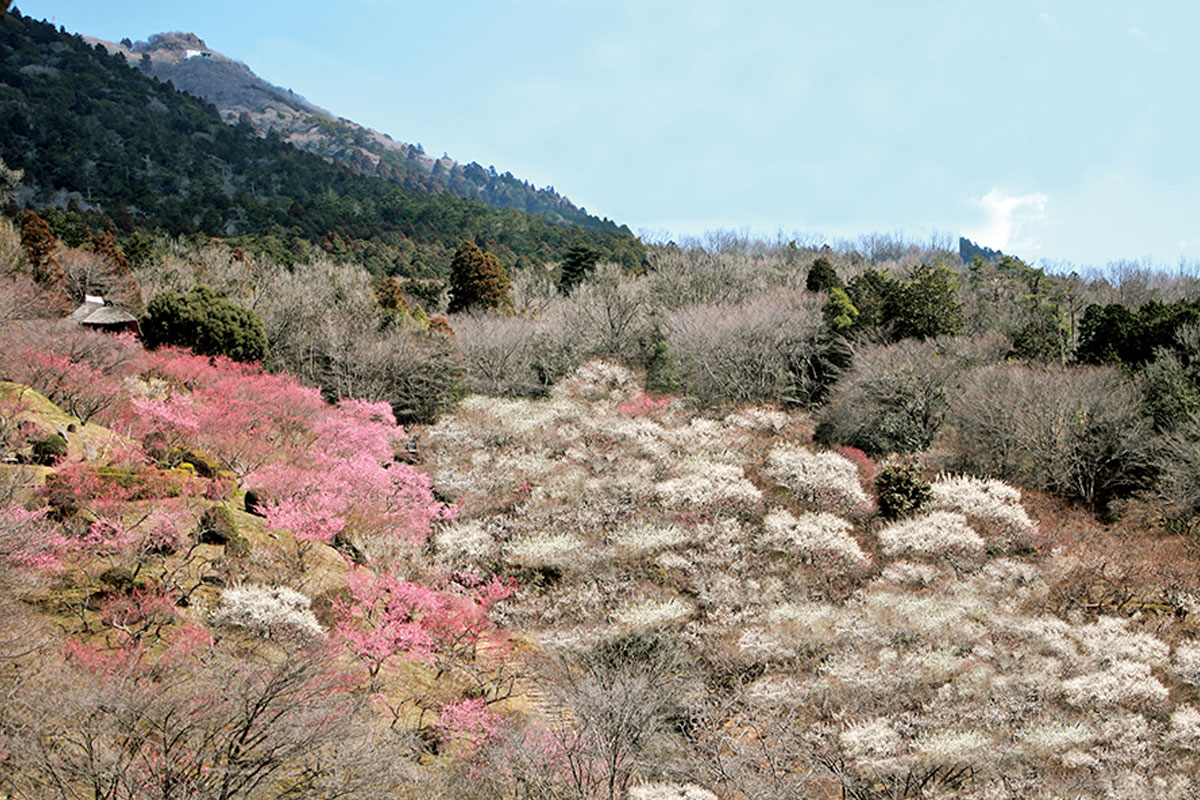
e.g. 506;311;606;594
104;31;625;233
0;9;643;277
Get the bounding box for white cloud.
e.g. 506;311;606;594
964;188;1047;252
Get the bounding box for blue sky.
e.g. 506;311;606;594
17;0;1200;269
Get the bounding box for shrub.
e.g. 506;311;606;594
142;287;268;363
454;309;580;398
762;508;870;571
243;488;267;516
875;463;931;520
876;510;983;560
30;432;67;465
947;364;1153;511
816;338;961;456
197;504;237;546
557;242;602;294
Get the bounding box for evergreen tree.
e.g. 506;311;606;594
558;242;602;294
142;287;269;363
447;241;511;313
806;256;843;293
823;287;860;333
887;263;963;341
19;210;62;290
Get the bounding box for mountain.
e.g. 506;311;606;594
959;236;1011;265
86;31;623;234
0;10;643;275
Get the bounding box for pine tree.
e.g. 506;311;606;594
558;243;602;294
447;241;511;313
806;257;843;293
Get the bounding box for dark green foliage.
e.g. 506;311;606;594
1137;323;1200;433
120;230;155;270
197;504;237;546
98;566;142;593
644;336;679;395
888;263;963;341
875;463;931;520
806;257;843;293
401;279;445;312
845;264;963;342
447;242;511;313
0;12;644;277
30;432;67;465
1078;299;1200;368
558;243;602;294
1077;303;1141;366
142;287;268;363
175;447;220;478
846;269;899;333
1009;305;1066;363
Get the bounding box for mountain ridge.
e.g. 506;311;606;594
86;31;626;235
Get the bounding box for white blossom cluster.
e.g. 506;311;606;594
614;596;693;630
211;584;323;639
654;460;762;513
1172;640;1200;686
1170;706;1200;748
762;508;870;571
840;717;902;762
433;518;500;565
1062;659;1169;710
913;728;992;765
627;783;718;800
724;406;791;433
764;443;869;514
614;523;689;552
1016;720;1096;753
550;359;639;404
507;532;587;570
930;474;1035;545
876;511;985;560
417;361;1200;796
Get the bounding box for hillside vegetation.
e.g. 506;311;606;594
5;202;1200;797
5;6;1200;799
0;10;643;277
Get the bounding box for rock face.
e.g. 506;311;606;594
85;31;616;231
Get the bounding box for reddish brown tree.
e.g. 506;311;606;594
448;241;512;314
19;211;64;293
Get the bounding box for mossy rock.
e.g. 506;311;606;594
98;566;139;592
197;504;238;545
30;433;68;466
173;447;221;478
243;488;277;516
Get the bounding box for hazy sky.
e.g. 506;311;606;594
16;1;1200;269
